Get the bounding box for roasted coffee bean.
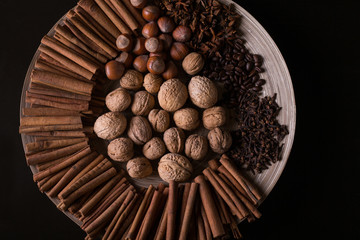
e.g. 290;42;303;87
253;54;262;63
246;62;254;72
255;79;266;86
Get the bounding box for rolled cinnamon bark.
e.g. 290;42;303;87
179;182;191;230
20;124;83;134
31;69;93;96
95;0;132;35
26;130;87;138
109;0;140;31
153;199;168;240
25;96;88;112
214;190;231;224
26;91;89;107
36;155;69;172
22;107;81;116
194;175;225;238
26;138;87;153
26;140;88;165
126;185;154;240
178;182;198;240
166;180;178;240
200;204;212;240
21;116;82;127
33;146;91;181
196;211;206;240
78;0;121;38
38;166;71;193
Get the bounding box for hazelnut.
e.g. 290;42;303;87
207;127;232;154
142;5;161;22
202;106;227;130
107;137;134;162
143;73;163;94
148;109;170;133
142;137;166;160
158;78;188;112
163;127;185;153
105;60;125;80
142;21;159;38
147;56;166;75
162;61;178;80
130;0;147;9
182;52;204;75
158;153;193;182
105;88;131;112
149;52;168;61
127;157;153;179
120;69;144;90
188;76;218;108
170;42;189;61
94;112;127;140
158;33;173;50
173;108;200;131
157;16;175;33
131;90;155;116
172;26;191;42
116;34;133;52
133;55;149;73
127;116;152;145
185;134;208;160
133;37;148;55
116;52;134;68
145;37;163;53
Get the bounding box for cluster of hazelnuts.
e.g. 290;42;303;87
104;3;197;82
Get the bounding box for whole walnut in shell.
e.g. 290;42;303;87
185;134;208;160
120;69;143;90
202;106;227;130
143;73;163;94
126;157;153;179
163;127;185;153
188;76;218;108
107;137;134;162
94;112;127;140
105;88;131;112
173;108;200;131
142;137;166;160
127;116;152;145
131;91;155;116
182;52;205;75
207;127;232;154
158;153;193;182
148;109;170;133
158;78;188;112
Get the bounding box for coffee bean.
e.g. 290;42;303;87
246;62;254;72
255;79;266;87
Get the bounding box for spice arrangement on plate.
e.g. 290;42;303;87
19;0;291;239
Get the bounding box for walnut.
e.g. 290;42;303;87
158;78;188;112
158;153;193;182
107;137;134;162
207;127;232;154
131;91;155;116
127;116;152;145
143;73;163;94
94;112;127;140
105;88;131;112
173;108;200;131
185;134;208;160
163;127;185;153
148;109;170;133
120;69;143;90
202;106;227;130
188;76;218;108
182;52;205;75
126;157;153;179
142;137;166;160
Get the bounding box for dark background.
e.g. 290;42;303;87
0;0;359;239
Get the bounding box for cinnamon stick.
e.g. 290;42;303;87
95;0;132;35
194;175;225;238
25;96;88;112
22;107;80;116
26;138;87;153
38;166;70;193
196;211;206;240
36;155;69;172
200;204;212;240
166;180;178;240
25;130;87;138
214;190;231;225
78;0;121;38
109;0;140;31
31;69;93;96
26;140;88;165
68;191;93;215
179;182;198;240
20;124;83;134
21;116;82;126
122;0;146;26
179;182;191;230
33;146;91;181
26;91;89;109
48;151;98;197
153;199;168;240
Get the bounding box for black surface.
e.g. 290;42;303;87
0;0;359;239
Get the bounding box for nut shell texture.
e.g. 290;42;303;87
188;76;218;108
182;52;205;75
105;88;131;112
143;73;163;94
158;153;192;182
163;127;185;153
202;106;227;130
207;127;232;154
185;134;208;160
107;138;134;162
158;78;188;112
94;112;127;140
127;157;153;179
173;108;200;131
143;137;166;160
148;109;170;132
120;70;144;90
128;116;152;145
131;91;155;116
